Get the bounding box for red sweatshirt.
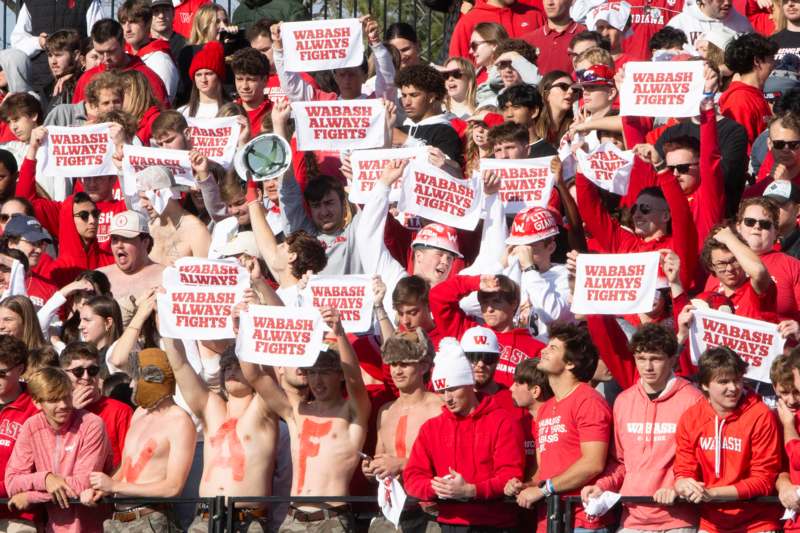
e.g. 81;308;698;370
784;416;800;532
673;392;782;533
576;171;698;289
72;55;168;106
85;397;132;469
0;388;40;523
173;0;210;38
136;105;161;146
126;38;173;60
719;81;771;153
403;395;525;528
429;274;544;386
449;2;545;61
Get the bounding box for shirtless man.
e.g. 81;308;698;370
97;210;165;318
89;348;195;532
363;329;442;532
136;166;211;264
241;307;371;533
162;337;280;533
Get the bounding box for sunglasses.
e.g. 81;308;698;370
741;217;773;231
470;40;486;51
772;139;800;151
0;364;20;378
442;69;463;80
466;352;500;366
631;203;657;215
74;209;101;222
666;162;698;174
67;365;100;379
495;60;514;71
550;82;573;92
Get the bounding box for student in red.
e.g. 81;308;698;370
72;19;168;106
522;0;584;75
512;322;612;533
581;323;703;532
1;215;56;309
403;338;525;530
429;274;544;386
576;154;697;289
507;358;553;481
673;346;782;533
0;336;40;532
700;224;777;322
771;350;800;531
5;367;113;533
230;47;271;137
449;0;545;60
719;33;777;152
59;342;132;469
391;276;442;347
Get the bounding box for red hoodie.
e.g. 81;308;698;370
719;81;771;153
596;377;703;530
784;415;800;532
0;387;40;523
126;38;173;60
673;391;783;533
449;2;545;60
403;395;525;527
72;55;168;106
429;274;544;386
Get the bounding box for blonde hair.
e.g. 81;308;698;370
443;57;477;115
119;70;160;121
775;0;788;32
27;367;72;402
189;4;226;45
575;47;615;69
0;295;45;352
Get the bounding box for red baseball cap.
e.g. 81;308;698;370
412;223;463;258
505;207;560;246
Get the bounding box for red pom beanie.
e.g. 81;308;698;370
190;41;226;82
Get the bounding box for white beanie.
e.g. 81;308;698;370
431;337;475;391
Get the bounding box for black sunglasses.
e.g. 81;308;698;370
67;365;101;379
73;209;101;222
772;139;800;151
442;69;463;80
631;203;655;215
466;352;500;366
550;82;573;92
742;217;773;231
470;40;487;51
666;162;698;174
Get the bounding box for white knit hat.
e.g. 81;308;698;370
431;337;475;391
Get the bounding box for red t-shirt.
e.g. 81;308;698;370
703;276;778;323
536;383;613;531
759;250;800;322
86;396;133;469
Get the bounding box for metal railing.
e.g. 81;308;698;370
1;0;447;62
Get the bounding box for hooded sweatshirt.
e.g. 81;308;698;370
429;274;545;386
0;387;40;523
72;55;168;106
719;81;771;151
596;377;703;530
673;391;782;533
5;409;113;533
0;48;34;94
128;39;178;103
403;395;525;527
449;2;545;60
667;3;753;51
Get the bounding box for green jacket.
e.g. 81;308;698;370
232;0;310;29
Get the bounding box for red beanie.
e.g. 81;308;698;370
190;41;226;82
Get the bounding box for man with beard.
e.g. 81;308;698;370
363;330;442;532
89;348;194;532
97;211;164;307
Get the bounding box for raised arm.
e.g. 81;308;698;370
714;226;771;295
161;337;211;419
239;359;294;421
271;23;317;102
246;179;283;281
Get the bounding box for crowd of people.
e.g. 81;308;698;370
2;0;800;531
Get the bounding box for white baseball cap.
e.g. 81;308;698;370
460;326;500;354
109;210;149;238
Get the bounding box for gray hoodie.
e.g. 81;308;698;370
0;49;34;94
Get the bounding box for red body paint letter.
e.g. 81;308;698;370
204;418;246;482
296;418;333;493
394;415;408;458
121;438;157;483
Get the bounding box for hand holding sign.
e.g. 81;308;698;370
619;60;705;118
482;171;501;195
571;252;661;315
281;18;365;72
360;15;380;45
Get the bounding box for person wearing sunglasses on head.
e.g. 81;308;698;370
59;341;132;471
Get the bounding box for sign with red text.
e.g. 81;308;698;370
571;252;660;315
301;275;375;332
479;157;554;213
377;475;406;528
349;147;427;204
236;304;325;367
575;143;634;195
291;99;386;152
121;145;195;196
163;257;250;288
282;18;364;72
689;308;785;383
40;123;117;178
186;116;241;169
398;160;482;230
620;61;705;118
